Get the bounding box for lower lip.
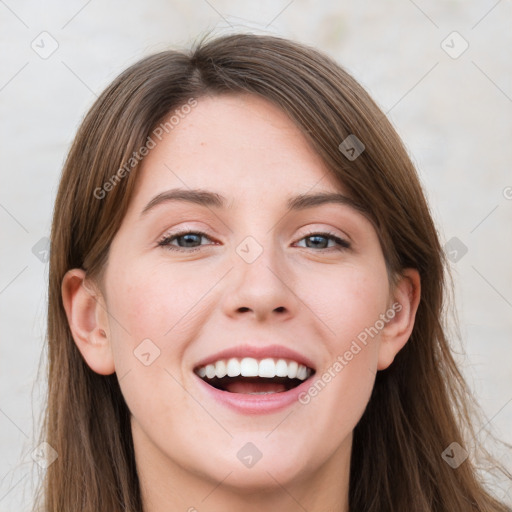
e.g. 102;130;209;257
194;374;314;415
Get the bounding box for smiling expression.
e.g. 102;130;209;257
78;93;410;495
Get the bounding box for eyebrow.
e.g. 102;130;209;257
140;188;368;217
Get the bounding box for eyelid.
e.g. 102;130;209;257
156;221;215;241
297;224;350;241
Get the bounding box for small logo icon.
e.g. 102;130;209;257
503;186;512;200
444;237;468;263
31;31;59;59
32;442;58;469
441;441;468;468
237;442;263;468
32;237;50;262
441;31;469;59
134;338;161;366
339;134;365;161
236;236;263;264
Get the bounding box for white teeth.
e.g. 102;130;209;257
275;359;288;377
195;357;313;381
215;360;227;378
258;358;276;378
240;357;259;377
297;365;307;380
227;358;241;377
287;361;298;379
205;364;216;379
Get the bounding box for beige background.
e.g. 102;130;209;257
0;0;511;509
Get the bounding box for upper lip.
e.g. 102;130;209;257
193;344;316;371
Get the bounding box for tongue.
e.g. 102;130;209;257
224;380;288;394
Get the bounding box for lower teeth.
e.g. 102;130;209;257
247;391;278;395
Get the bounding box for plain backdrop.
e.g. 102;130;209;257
0;1;511;509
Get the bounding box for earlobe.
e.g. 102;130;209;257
61;269;116;375
377;269;421;371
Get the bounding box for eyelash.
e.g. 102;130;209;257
157;229;351;253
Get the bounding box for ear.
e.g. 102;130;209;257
61;268;115;375
377;268;421;371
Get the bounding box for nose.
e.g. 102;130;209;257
221;240;300;323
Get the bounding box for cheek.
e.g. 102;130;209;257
103;260;206;426
103;258;216;393
106;258;212;342
300;261;389;345
295;264;387;432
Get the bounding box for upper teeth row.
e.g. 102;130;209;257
196;358;313;381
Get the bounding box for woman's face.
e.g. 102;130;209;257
82;94;416;497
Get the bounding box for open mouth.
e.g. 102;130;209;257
194;358;316;395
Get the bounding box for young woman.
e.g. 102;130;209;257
35;32;511;511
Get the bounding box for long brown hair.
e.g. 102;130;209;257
35;32;512;511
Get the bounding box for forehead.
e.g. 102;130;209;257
128;93;349;215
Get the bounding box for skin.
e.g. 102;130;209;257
62;93;420;512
